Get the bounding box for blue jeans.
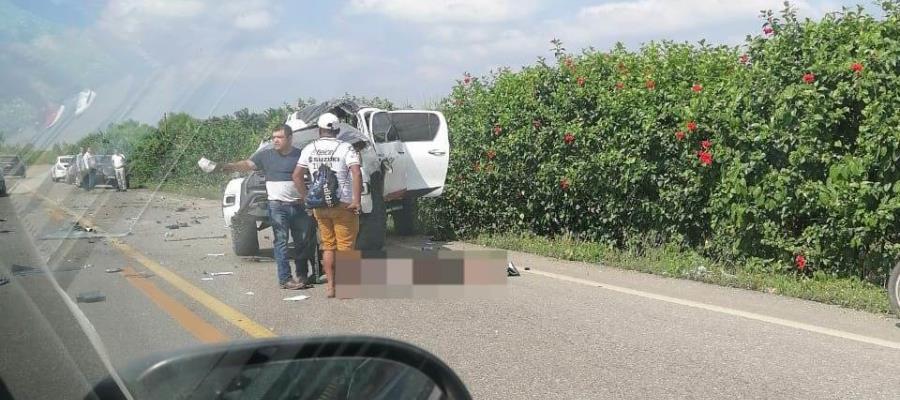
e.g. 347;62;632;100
268;201;315;285
86;169;96;190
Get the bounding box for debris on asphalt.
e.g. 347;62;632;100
105;268;123;273
201;277;214;281
165;224;180;230
524;266;531;270
165;234;226;242
175;207;187;212
421;246;435;251
205;271;233;276
164;232;174;239
507;261;521;277
245;291;255;296
283;295;309;301
0;275;9;286
206;253;225;257
0;229;13;234
76;291;106;303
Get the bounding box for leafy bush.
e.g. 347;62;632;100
421;2;900;282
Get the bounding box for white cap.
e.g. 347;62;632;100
317;113;339;130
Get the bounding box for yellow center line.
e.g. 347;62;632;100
25;186;276;339
122;266;228;343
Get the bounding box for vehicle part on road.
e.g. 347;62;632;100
163;234;226;242
507;261;521;277
283;295;310;301
105;268;123;273
76;291;106;303
888;260;900;318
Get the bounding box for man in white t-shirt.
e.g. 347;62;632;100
292;112;362;298
83;147;96;191
111;150;127;191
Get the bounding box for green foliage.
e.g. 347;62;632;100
422;2;900;283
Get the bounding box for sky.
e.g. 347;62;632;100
0;0;881;144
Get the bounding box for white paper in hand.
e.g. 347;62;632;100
198;157;217;173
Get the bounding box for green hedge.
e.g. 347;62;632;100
421;3;900;281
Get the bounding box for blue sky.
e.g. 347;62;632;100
0;0;882;142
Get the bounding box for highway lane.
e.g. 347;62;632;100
1;167;899;399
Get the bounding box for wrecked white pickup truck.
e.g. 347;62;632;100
221;99;450;255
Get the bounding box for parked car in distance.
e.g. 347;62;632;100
0;155;26;177
50;155;75;182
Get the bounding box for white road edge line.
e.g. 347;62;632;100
525;268;900;350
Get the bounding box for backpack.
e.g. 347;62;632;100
305;142;342;209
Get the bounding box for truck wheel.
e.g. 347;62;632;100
889;260;900;318
231;216;259;256
356;172;386;250
393;197;417;236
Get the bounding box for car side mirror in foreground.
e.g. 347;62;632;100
91;335;472;400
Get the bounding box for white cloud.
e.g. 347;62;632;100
347;0;539;23
262;38;334;61
234;10;272;30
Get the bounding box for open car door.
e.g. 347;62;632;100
387;110;449;197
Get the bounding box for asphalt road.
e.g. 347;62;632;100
1;166;899;399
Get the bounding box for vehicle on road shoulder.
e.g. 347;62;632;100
221;99;450;255
0;174;7;196
50;155;75;182
0;155;26;177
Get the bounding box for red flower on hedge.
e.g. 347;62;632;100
686;121;697;132
850;62;863;74
615;82;624;90
697;150;713;166
532;119;542;129
564;132;575;145
645;79;656;90
763;25;774;36
700;139;712;150
559;178;570;190
739;54;750;64
577;76;586;87
803;72;816;84
617;62;627;72
675;131;685;141
795;254;807;271
691;83;703;93
564;58;574;68
486;150;496;160
493;124;502;135
473;162;481;172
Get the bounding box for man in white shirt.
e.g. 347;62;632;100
111;150;127;192
292;112;362;298
83;147;96;191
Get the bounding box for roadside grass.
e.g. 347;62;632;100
472;232;891;315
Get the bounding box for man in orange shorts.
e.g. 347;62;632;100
293;113;362;297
